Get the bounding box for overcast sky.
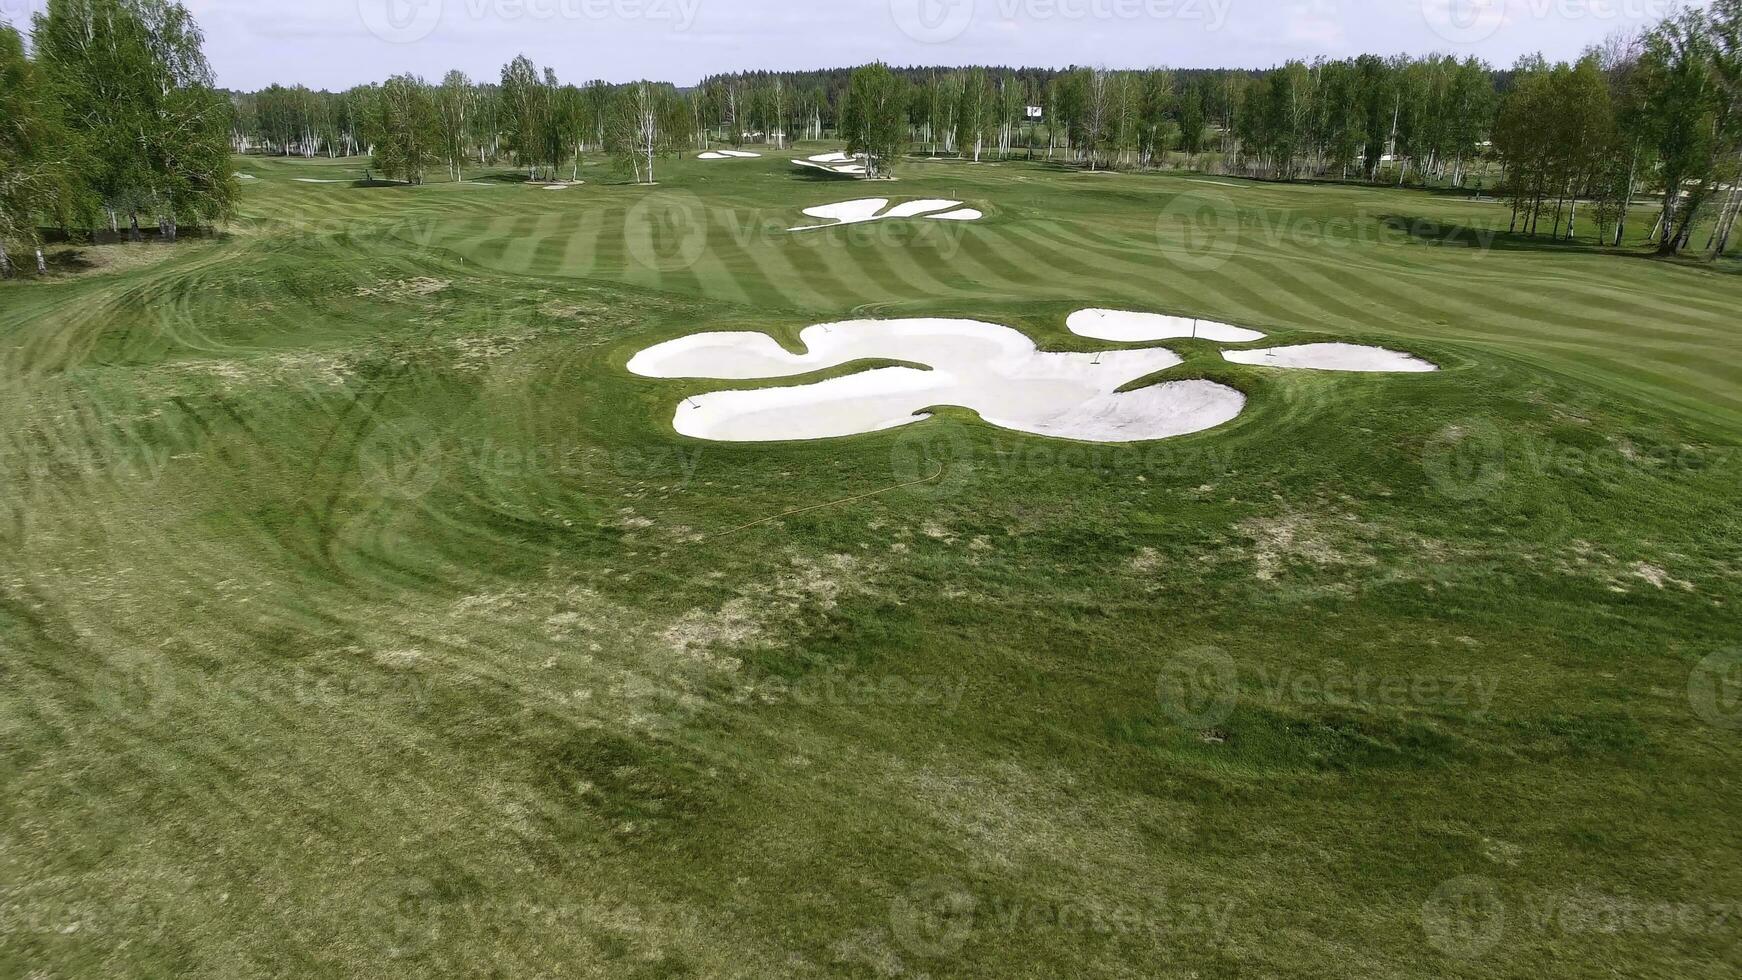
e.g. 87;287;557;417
2;0;1696;90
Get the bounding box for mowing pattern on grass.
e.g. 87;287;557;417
2;149;1740;980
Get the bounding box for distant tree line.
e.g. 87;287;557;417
5;1;1738;275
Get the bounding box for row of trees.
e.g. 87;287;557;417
1;0;236;276
6;3;1738;272
1492;3;1740;255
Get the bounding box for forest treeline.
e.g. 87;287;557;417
2;0;1739;276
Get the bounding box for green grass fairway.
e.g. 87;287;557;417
3;148;1740;978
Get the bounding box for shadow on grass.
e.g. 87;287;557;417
1380;214;1742;271
1379;214;1615;253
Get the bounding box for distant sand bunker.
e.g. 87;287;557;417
790;198;982;231
699;149;763;159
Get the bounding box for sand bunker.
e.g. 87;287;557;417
293;178;348;183
789;198;983;231
1068;309;1267;344
628;318;1243;443
795;152;868;176
699;149;762;159
1223;343;1438;373
237;173;257;180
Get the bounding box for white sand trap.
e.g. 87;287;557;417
703;149;760;158
293;178;348;183
543;184;569;191
789;198;983;231
1068;309;1267;344
796;152;868;176
1185;179;1244;188
1223;343;1438;373
237;173;257;180
628;318;1244;443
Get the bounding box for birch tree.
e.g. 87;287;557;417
841;63;907;179
434;71;475;182
33;0;234;243
0;23;82;275
606;82;681;184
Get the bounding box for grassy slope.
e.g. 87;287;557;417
2;147;1740;978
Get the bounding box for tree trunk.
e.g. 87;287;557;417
1615;150;1638;247
35;248;48;275
1713;186;1741;256
0;249;12;278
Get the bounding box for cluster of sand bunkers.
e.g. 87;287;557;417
794;152;869;176
629;309;1437;443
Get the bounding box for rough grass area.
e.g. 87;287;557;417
2;148;1740;978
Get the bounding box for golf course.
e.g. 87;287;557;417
3;140;1740;977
